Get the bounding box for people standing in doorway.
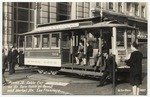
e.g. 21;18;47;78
125;42;143;95
75;41;84;65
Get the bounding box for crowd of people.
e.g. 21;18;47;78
2;45;19;85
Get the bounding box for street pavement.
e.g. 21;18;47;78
2;59;147;95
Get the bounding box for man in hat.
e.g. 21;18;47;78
8;46;18;74
97;53;117;87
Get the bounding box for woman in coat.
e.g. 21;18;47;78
125;42;143;95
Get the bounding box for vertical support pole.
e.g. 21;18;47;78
84;30;87;72
112;27;116;55
84;30;87;65
124;28;127;56
112;55;116;95
59;33;61;53
98;29;102;73
71;31;74;71
24;36;26;49
99;29;102;54
124;28;127;49
131;29;136;43
23;40;25;52
135;29;138;43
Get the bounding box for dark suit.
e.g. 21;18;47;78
9;49;18;74
2;52;7;74
98;55;117;86
8;49;12;74
86;44;93;62
125;51;143;86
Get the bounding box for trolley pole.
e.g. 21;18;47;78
112;55;116;95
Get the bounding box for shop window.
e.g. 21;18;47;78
18;8;29;21
96;2;101;8
57;2;71;21
135;4;139;16
118;2;122;12
109;2;113;10
141;6;145;18
127;3;131;12
18;2;29;8
57;15;69;21
18;22;29;33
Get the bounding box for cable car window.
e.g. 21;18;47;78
33;35;41;48
42;34;50;48
117;29;124;47
51;33;59;48
19;36;24;48
62;33;71;48
26;36;32;48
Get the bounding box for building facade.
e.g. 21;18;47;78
2;2;147;48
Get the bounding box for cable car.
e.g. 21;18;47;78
18;17;138;75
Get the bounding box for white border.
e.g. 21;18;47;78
0;1;149;97
1;0;149;2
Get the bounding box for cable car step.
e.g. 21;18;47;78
62;64;103;72
60;68;103;77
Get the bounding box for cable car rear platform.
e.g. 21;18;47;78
61;63;130;77
61;63;103;77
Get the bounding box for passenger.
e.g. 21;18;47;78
92;50;102;70
18;50;24;67
97;53;117;87
83;41;93;66
125;42;143;95
75;41;84;65
92;40;109;69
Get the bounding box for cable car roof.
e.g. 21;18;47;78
19;20;137;35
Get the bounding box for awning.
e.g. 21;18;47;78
19;21;137;35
